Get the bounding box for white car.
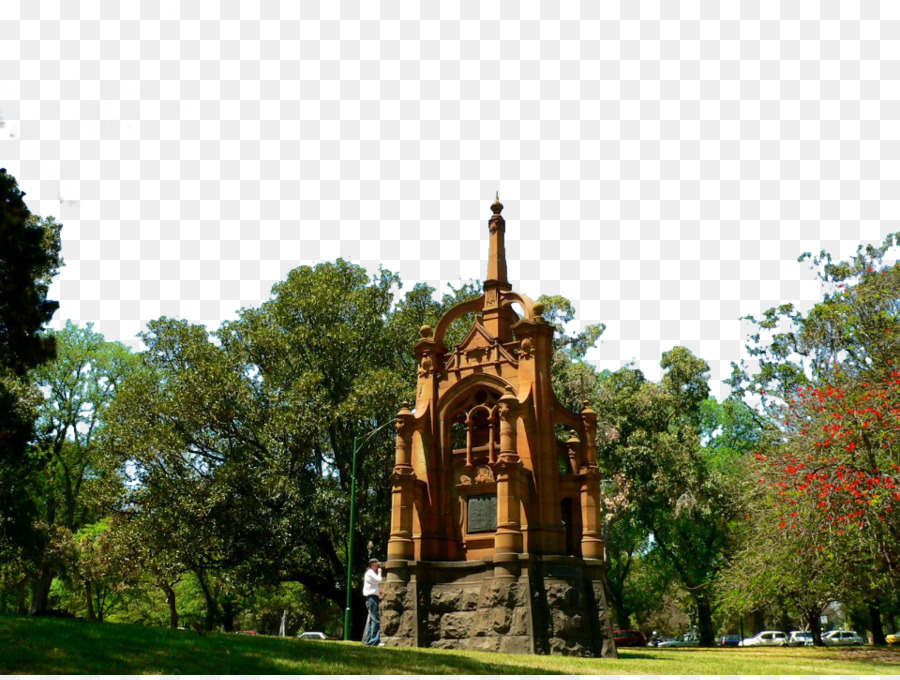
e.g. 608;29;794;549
298;631;328;640
658;632;699;647
740;630;788;647
822;630;863;646
788;631;813;646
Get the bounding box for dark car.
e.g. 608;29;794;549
613;629;648;647
719;634;741;647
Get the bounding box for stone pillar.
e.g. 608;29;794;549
494;391;523;577
565;430;581;474
482;197;516;342
465;416;474;468
580;401;598;468
387;402;416;563
579;402;603;560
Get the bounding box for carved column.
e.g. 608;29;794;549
465;415;474;468
387;402;416;563
488;411;497;464
566;430;581;474
581;401;599;468
579;401;603;560
494;391;523;576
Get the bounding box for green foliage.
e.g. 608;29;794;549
21;322;136;613
725;236;900;640
729;232;900;407
537;294;608;413
603;509;676;629
595;348;746;645
30;322;137;531
0;169;63;562
0;169;62;374
102;261;483;630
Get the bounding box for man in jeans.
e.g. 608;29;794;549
362;558;384;646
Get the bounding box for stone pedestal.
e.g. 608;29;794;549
382;555;617;657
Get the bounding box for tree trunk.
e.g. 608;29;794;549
695;593;715;646
605;584;631;630
777;599;792;635
869;603;886;645
194;570;220;631
84;579;96;620
221;598;235;633
351;590;368;641
15;577;27;615
807;609;823;646
751;609;765;635
29;568;54;614
612;603;633;630
163;584;178;629
95;586;105;622
603;569;631;628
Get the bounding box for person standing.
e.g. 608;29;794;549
362;558;384;646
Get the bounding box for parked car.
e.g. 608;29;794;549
298;631;328;640
613;629;647;647
822;630;863;646
740;631;788;647
647;633;671;647
719;634;741;647
658;632;699;647
886;633;899;645
788;631;813;646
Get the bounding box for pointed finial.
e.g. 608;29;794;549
491;192;503;215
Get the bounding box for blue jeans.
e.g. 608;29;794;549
364;595;381;645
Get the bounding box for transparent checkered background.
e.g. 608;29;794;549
2;1;899;405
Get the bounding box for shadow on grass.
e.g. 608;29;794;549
5;615;897;675
0;615;547;675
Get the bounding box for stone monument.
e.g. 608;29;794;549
382;196;617;657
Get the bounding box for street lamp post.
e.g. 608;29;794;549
343;418;397;642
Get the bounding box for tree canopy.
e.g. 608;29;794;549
0;169;62;563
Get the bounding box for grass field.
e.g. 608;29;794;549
2;615;899;675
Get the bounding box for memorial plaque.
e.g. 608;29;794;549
467;494;497;533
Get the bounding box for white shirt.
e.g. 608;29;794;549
362;567;383;597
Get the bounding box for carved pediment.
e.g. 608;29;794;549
445;319;519;372
457;319;494;352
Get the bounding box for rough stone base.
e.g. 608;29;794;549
381;555;617;657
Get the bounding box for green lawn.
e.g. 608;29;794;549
1;615;898;674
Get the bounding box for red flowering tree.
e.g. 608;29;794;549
729;233;900;643
742;375;899;634
718;492;842;645
770;377;900;552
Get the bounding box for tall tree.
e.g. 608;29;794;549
594;348;742;645
103;262;485;634
730;232;900;409
0;168;62;562
719;464;844;645
728;234;900;642
25;322;135;613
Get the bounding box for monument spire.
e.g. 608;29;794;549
487;192;508;285
482;193;514;340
